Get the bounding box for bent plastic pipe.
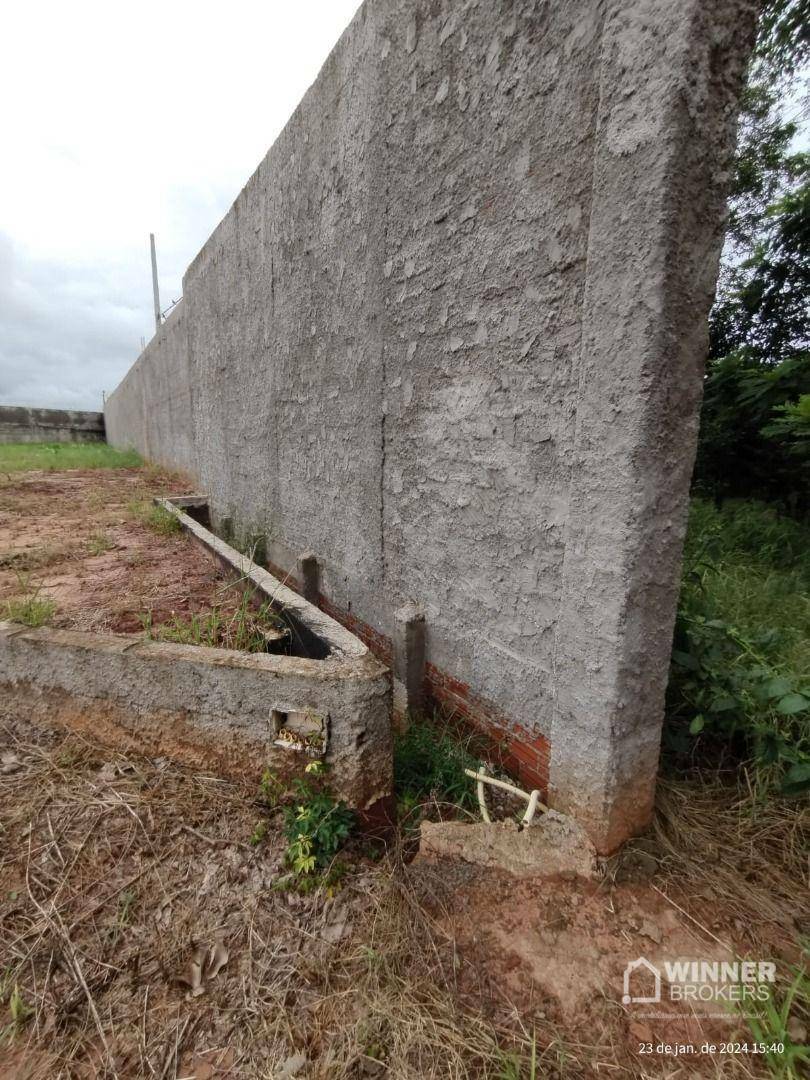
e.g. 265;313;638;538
464;766;547;829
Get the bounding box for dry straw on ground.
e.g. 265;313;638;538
1;708;806;1078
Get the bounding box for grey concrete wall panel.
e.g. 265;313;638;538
105;302;196;474
104;0;756;850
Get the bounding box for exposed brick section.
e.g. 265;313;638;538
263;557;547;796
265;559;302;595
319;597;394;667
424;662;550;796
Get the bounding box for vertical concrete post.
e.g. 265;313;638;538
547;0;757;854
150;233;161;333
393;603;426;722
297;552;321;606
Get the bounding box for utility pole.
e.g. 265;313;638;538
150;233;161;332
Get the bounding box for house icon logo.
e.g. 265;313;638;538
622;957;661;1004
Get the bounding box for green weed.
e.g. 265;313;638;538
86;531;113;556
745;967;809;1078
1;981;32;1042
393;715;482;814
143;589;285;654
283;763;354;879
666;498;810;795
495;1034;538;1080
249;821;268;846
259;768;285;808
2;573;56;627
128;500;181;536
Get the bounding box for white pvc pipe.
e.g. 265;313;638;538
464;767;547;829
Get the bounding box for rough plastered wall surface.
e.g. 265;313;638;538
106;0;757;851
105;302;196;476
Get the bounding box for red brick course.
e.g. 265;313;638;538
263;558;549;797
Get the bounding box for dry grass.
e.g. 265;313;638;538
0;715;541;1079
1;711;806;1078
653;773;808;958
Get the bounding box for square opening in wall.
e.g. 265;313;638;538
272;708;327;757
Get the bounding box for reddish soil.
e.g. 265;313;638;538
0;468;235;636
429;866;751;1068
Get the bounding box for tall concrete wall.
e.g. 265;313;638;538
106;0;756;852
0;405;104;444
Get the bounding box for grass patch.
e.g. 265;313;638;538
393;715;483;816
128;500;181;536
0;545;71;572
2;593;56;627
86;532;113;556
142;590;286;653
666;497;810;796
2;572;57;628
0;442;141;473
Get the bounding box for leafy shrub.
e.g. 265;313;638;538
666;498;810;795
283;764;354;878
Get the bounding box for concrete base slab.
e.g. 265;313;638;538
418;811;598;879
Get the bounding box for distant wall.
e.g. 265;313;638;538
104;303;195;473
0;405;105;444
106;0;756;851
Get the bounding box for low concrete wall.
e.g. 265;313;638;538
0;622;391;809
0;497;392;809
0;405;105;444
106;0;757;851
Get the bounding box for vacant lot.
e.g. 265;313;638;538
0;456;253;640
0;450;807;1078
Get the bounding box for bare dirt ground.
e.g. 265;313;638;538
0;468;237;636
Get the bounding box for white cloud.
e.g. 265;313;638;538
0;0;361;409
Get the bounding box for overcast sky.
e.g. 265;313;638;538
0;0;361;411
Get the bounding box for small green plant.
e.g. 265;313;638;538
3;595;56;627
745;967;809;1079
128;498;181;535
87;531;113;555
249;820;268;846
143;503;181;535
495;1033;538;1080
2;573;56;627
283;763;354;881
259;768;284;808
2;983;32;1038
117;889;136;926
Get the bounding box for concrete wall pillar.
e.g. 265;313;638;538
547;0;757;853
297;552;321;606
393;603;426;721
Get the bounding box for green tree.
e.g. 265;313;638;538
694;1;809;512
